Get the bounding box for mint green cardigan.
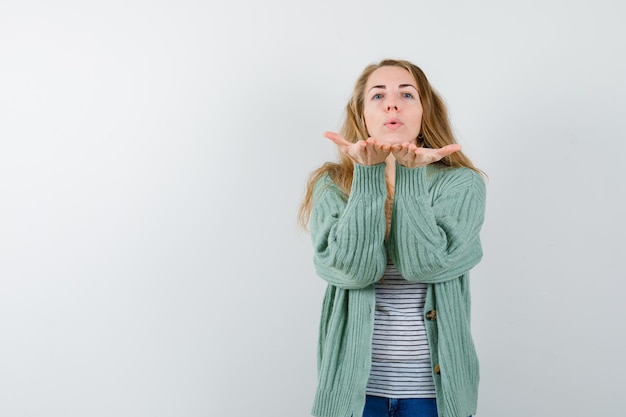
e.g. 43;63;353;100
309;162;486;417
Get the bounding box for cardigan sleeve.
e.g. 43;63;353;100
309;163;388;289
388;164;486;284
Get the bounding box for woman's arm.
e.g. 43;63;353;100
388;164;486;283
310;164;388;289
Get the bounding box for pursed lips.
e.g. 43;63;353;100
384;118;403;130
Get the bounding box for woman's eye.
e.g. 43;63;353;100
372;93;383;100
403;92;414;99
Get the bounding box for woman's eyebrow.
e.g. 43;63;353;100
368;84;418;92
368;85;386;92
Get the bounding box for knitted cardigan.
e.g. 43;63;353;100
309;162;486;417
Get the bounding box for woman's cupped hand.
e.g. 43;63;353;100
323;131;461;168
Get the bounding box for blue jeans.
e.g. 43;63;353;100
362;396;438;417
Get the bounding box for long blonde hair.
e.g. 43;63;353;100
298;59;482;229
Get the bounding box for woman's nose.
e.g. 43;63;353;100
386;100;398;112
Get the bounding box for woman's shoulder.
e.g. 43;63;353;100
312;172;347;200
313;171;334;190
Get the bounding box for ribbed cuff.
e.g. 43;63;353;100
395;163;428;197
351;163;387;196
311;389;352;417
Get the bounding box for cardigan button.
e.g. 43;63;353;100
426;309;437;321
434;364;441;375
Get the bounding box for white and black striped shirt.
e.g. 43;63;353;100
366;258;436;399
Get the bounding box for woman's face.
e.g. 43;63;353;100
362;66;423;146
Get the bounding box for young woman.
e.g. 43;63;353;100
299;59;486;417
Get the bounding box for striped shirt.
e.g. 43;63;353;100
366;258;436;399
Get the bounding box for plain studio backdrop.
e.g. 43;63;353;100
1;0;625;416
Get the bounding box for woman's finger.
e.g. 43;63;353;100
323;131;351;147
438;144;462;157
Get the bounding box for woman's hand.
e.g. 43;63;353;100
324;132;390;166
391;142;461;168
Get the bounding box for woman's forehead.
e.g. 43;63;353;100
366;66;416;88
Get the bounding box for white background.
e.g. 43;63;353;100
1;0;625;416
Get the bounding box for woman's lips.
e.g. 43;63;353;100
385;118;403;130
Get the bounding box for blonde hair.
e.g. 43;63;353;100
298;59;483;229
